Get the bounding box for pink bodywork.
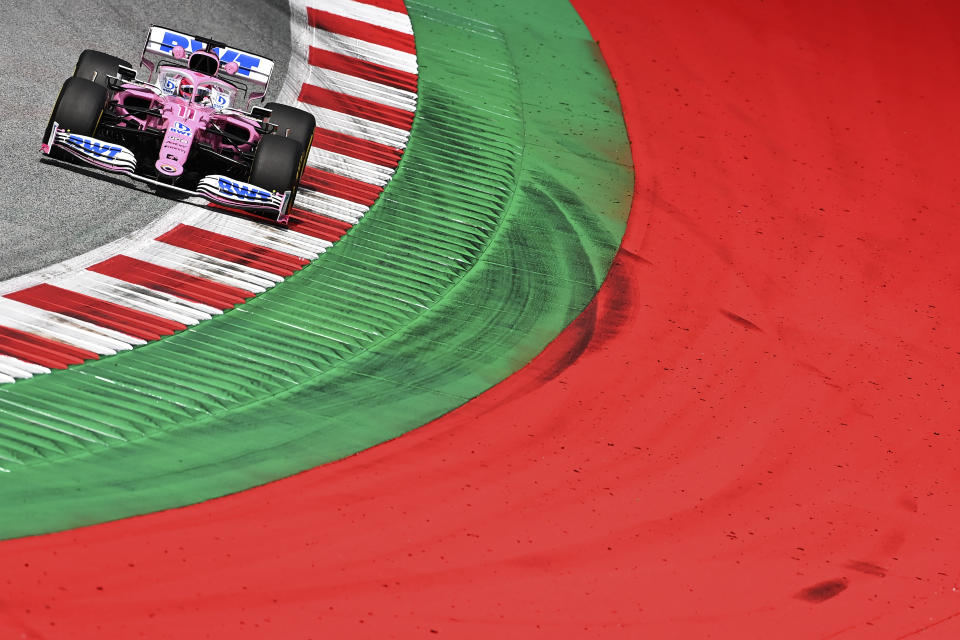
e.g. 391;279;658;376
111;69;262;177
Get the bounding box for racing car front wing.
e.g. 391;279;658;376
41;122;293;223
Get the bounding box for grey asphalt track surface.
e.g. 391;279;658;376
0;0;290;281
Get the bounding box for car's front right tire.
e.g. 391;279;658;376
43;76;107;147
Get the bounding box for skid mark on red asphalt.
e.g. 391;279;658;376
1;0;959;637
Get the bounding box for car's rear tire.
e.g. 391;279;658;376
74;49;132;88
249;135;304;195
264;102;315;173
43;77;107;147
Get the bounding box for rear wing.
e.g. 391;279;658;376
139;26;275;107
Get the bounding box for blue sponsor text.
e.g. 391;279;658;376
67;135;122;159
218;178;271;202
159;31;263;77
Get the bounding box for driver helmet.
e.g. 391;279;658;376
178;77;195;100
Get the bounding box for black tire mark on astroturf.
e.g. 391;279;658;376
520;173;636;384
362;80;632;396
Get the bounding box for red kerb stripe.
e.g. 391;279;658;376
299;83;414;130
300;166;383;206
349;0;410;12
287;209;354;243
4;284;185;341
88;255;253;309
307;8;415;54
156;224;308;277
206;203;352;244
312;127;403;168
0;325;98;369
308;47;418;92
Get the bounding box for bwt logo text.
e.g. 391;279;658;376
159;32;262;77
68;135;122;159
218;178;271;202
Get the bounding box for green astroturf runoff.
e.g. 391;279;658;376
0;0;632;539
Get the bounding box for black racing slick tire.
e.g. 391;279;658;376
264;102;315;175
74;49;132;88
43;77;107;144
264;102;316;151
248;135;304;194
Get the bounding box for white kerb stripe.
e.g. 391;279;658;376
0;355;51;379
59;271;219;323
311;31;418;75
126;242;270;294
294;183;371;217
0;297;143;355
146;240;285;285
307;145;395;185
305;67;417;112
294;189;368;224
179;208;331;254
179;216;328;260
0;355;52;376
310;0;413;35
296;102;410;148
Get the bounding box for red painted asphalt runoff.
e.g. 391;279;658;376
1;0;958;637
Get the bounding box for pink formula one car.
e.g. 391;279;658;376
41;26;315;223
